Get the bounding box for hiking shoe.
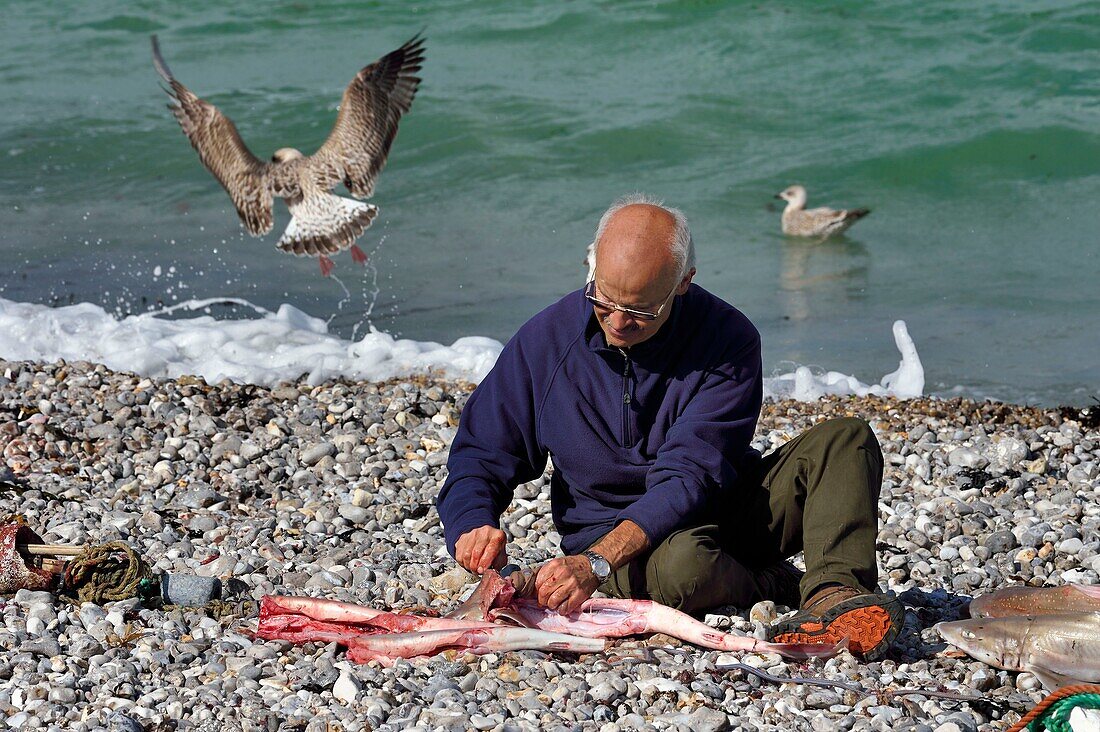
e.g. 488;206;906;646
752;559;804;609
767;584;904;661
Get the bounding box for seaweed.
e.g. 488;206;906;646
958;467;1020;494
1059;396;1100;429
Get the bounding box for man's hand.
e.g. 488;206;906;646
535;555;600;616
455;526;507;574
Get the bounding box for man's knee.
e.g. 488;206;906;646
647;532;709;611
647;529;751;613
814;417;881;460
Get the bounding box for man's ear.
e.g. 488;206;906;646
676;268;696;295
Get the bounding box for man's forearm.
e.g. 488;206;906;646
590;519;650;569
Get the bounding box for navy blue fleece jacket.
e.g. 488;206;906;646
436;283;763;557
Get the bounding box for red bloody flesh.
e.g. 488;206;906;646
0;522;54;594
259;595;496;632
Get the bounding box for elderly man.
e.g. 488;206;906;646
436;194;903;659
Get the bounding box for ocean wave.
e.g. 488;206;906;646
0;297;924;400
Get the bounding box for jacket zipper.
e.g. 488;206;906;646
618;348;631;447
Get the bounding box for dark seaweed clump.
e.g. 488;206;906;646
1059;397;1100;429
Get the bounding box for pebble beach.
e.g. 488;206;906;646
2;358;1098;731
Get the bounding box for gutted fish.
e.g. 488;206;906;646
453;569;844;660
344;626;605;665
255;568;846;665
500;597;844;659
255;594;604;665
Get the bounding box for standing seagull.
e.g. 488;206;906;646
776;185;869;239
152;35;424;276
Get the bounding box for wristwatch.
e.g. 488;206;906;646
582;550;612;582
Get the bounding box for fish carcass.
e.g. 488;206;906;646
968;584;1100;619
256;594;605;665
935;612;1100;690
254;569;845;665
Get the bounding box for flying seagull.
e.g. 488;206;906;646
152;34;424;276
776;185;869;238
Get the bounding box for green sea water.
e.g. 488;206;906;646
1;1;1098;403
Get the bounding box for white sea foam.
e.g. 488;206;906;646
0;297;924;399
0;298;501;387
765;319;925;401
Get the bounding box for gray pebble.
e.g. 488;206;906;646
947;448;985;468
301;441;337;466
983;530;1017;553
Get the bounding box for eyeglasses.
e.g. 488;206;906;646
584;275;679;321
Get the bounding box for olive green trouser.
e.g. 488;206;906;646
594;417;884;615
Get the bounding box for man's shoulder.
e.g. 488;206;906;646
513;288;587;347
685;285;760;348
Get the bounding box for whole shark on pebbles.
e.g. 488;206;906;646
0;357;1098;730
936;613;1100;690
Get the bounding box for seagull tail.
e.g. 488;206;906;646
846;208;871;222
277;193;379;258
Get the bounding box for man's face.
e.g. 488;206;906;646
590;205;694;349
590;273;683;349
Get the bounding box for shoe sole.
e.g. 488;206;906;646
768;594;905;662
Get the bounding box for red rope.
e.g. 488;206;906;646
1006;684;1100;732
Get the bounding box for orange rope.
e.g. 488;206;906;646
1006;684;1100;732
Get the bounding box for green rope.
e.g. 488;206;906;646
56;542;251;620
159;598;258;620
198;598;258;620
1028;693;1100;732
62;541;152;604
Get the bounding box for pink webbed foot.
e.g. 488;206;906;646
350;245;368;265
318;255;335;277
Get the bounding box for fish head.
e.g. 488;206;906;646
935;618;1026;670
967;591;1000;619
444;570;514;621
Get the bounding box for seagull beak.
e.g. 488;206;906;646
774;194;784;200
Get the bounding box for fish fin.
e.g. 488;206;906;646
491;609;537;628
1072;584;1100;600
1026;663;1083;691
445;587;485;621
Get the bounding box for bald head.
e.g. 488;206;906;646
587;195;697;348
596;204;680;286
588;194;695;282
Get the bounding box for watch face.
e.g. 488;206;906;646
587;552;611;579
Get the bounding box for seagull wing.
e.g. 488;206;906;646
308;34;425;198
151;35;277;236
804;206;842;220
